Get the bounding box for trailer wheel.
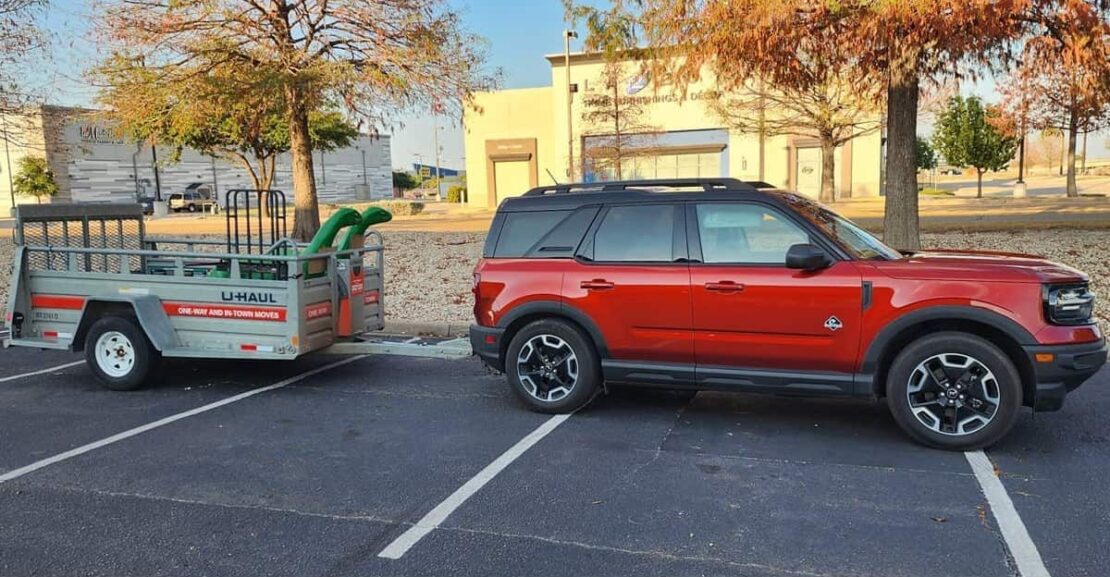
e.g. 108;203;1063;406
84;316;157;391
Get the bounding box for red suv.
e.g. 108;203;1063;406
470;179;1106;450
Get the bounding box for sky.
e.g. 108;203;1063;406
31;0;576;172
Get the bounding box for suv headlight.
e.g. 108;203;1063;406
1044;284;1096;325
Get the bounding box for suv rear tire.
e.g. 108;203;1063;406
886;332;1022;451
505;318;600;414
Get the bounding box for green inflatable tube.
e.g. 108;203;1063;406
338;206;393;250
303;207;362;276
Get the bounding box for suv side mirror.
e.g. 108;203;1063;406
786;244;832;272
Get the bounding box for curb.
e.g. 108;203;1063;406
374;321;469;338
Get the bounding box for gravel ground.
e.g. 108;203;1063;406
0;229;1106;325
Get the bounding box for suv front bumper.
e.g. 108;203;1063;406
470;324;505;372
1023;338;1107;411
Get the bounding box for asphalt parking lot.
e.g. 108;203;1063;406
0;348;1107;577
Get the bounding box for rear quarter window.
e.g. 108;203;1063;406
492;210;571;258
488;208;600;259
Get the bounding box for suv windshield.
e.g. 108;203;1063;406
776;193;902;260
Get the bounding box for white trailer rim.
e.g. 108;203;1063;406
95;331;136;378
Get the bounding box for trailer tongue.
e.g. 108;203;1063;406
1;191;471;389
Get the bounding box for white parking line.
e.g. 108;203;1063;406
378;413;572;560
0;361;84;384
0;355;367;484
965;450;1051;577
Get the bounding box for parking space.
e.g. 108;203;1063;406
0;349;82;380
0;346;1107;576
984;377;1110;577
442;391;1011;577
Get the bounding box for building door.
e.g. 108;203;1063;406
493;160;530;205
795;147;822;199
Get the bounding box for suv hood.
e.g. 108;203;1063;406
874;249;1089;284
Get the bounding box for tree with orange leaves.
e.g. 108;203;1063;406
639;0;1032;249
1003;1;1110;197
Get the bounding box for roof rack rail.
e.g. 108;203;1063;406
521;178;752;196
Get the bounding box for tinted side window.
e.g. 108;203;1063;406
695;203;809;264
494;210;571;258
593;204;676;262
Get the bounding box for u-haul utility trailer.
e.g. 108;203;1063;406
1;191;470;389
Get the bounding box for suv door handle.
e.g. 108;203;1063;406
581;279;615;290
705;281;745;293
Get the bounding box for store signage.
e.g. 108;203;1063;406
77;124;126;145
627;71;651;95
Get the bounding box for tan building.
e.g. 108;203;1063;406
464;53;883;209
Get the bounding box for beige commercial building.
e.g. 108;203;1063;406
464;53;883;209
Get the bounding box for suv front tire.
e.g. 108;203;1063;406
505;318;600;414
886;332;1022;451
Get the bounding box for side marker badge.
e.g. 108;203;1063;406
824;316;843;332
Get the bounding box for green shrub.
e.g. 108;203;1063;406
372;199;425;216
446;185;465;203
919;187;955;196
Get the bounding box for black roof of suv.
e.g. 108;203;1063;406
483;178;825;260
498;178;776;212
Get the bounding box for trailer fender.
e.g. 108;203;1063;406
73;296;177;353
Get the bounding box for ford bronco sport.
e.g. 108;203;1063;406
470;179;1106;450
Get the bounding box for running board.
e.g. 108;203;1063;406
318;335;472;360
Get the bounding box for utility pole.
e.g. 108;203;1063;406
150;139;162;201
2;116;14;211
1081;130;1088;174
564;29;578;180
1014;71;1027;198
432;109;442;200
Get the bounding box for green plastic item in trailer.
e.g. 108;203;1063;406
303;208;362;277
338;206;393;251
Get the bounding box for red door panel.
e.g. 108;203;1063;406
691;262;864;374
563;262;694;364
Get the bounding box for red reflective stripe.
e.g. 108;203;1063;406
31;295;85;310
305;302;332;320
43;331;58;338
240;344;258;351
163;302;287;322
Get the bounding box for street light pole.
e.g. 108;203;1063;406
2;116;14;211
432;112;442;200
564;29;578;181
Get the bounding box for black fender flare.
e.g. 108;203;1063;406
497;300;610;358
857;305;1036;393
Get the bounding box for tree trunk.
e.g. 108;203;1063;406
254;154;278;218
976;169;984;199
819;139;836;203
287;85;320;240
1065;109;1079;198
882;47;921;250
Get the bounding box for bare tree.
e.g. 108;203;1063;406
709;76;879;203
0;0;46;141
580;61;661;181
